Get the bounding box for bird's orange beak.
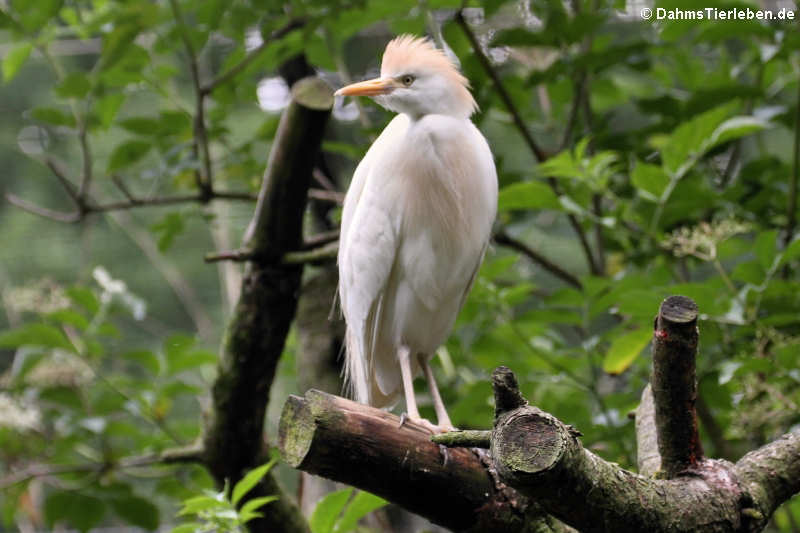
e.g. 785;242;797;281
335;77;397;97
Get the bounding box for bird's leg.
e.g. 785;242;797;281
398;345;421;422
419;354;454;431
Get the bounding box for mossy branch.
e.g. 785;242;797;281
202;76;332;533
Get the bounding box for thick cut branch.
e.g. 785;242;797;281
203;77;332;533
651;295;703;477
489;401;746;533
475;366;797;532
279;390;557;533
734;430;800;523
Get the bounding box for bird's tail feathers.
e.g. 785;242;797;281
343;328;371;405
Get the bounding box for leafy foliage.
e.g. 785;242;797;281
1;0;799;530
171;459;279;533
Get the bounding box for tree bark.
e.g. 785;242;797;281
278;295;800;533
651;295;703;477
278;390;563;533
202;76;332;533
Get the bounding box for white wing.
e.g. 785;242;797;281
338;115;409;405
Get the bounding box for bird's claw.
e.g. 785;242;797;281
398;413;447;434
439;444;450;467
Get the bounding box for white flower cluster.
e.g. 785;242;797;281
662;218;750;261
0;392;42;432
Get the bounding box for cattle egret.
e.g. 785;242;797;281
335;35;497;432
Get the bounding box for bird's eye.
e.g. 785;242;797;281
401;75;415;86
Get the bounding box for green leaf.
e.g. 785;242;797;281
631;162;669;201
333;491;388;533
603;328;652;374
122;349;160;374
310;489;353;533
3;43;32;83
31;106;76;127
780;237;800;265
497;181;559;211
110;495;159;530
55;72;92;99
46;309;89;330
66;286;100;314
661;103;736;177
95;93;126;129
45;491;106;532
99;24;141;71
239;496;279;523
232;458;277;506
166;348;216;374
151;212;185;252
708;116;769;151
754;230;778;270
108;140;151;171
0;323;73;350
119;117;162;135
177;494;227;516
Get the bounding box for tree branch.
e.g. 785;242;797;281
454;11;547;162
4;193;81;223
784;63;800;250
167;0;212;195
202;76;332;533
651;295;703;477
493;230;583;290
734;430;800;522
200;19;307;95
278;390;559;533
0;444;203;490
443;365;796;533
455;10;599;275
7;186;257;223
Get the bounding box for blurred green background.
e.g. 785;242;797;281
1;0;799;531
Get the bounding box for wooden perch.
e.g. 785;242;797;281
445;353;800;532
279;390;564;533
651;295;703;477
203;76;332;533
279;296;800;533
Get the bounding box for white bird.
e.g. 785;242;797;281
335;35;497;432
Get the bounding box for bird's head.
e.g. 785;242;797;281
335;35;477;119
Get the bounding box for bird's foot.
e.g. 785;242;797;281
398;413;456;434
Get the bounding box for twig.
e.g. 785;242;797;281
283;240;338;264
200;18;307;95
7;188;257;223
77;119;93;199
308;188;345;205
0;445;203;490
784;64;800;250
44;157;81;205
559;72;587;152
168;0;212;195
313;168;338;191
300;229;340;249
455;13;599;274
592;193;606;275
5;193;81;223
454;11;547;162
205;248;256;263
111;175;136;202
493;230;582;290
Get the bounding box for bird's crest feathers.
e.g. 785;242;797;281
381;35;477;116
